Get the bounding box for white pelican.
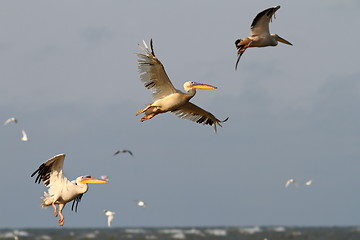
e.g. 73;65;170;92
136;39;228;132
31;154;109;226
21;129;29;141
285;178;297;188
4;117;18;125
235;5;292;69
136;200;147;208
104;210;115;227
114;149;134;157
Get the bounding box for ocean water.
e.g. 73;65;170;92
1;226;360;240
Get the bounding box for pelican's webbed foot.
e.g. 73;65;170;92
140;113;157;122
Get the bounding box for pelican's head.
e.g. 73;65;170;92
184;81;217;92
272;34;293;46
78;176;109;184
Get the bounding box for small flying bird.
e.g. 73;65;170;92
31;154;109;226
104;210;116;227
136;200;147;208
21;130;29;141
4;117;18;125
304;180;313;186
114;149;134;157
285;178;297;188
235;5;293;69
136;39;228;132
100;175;110;181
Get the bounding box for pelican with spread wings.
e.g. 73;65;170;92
31;154;108;226
136;39;227;132
235;5;292;69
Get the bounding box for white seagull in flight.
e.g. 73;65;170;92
285;178;297;188
104;210;116;227
4;117;18;125
136;200;147;208
21;130;29;141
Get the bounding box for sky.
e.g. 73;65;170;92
1;0;360;228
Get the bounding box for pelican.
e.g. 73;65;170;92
285;178;297;188
104;210;115;227
4;117;18;125
31;154;108;226
235;5;292;69
114;149;134;157
136;39;228;132
21;129;29;141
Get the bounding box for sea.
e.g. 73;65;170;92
1;226;360;240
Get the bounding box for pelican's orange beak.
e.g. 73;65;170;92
275;35;293;46
190;82;217;90
80;177;109;184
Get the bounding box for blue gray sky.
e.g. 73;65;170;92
1;0;360;228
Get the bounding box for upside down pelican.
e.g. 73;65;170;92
235;5;292;69
31;154;108;226
136;39;228;132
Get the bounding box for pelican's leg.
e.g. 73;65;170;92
140;113;158;122
136;104;152;116
58;204;65;227
52;202;58;217
237;40;253;54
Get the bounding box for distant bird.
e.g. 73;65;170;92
114;149;134;157
235;5;293;69
104;210;115;227
136;39;228;132
100;175;109;181
21;129;29;141
4;117;18;125
285;178;297;188
304;180;313;186
31;154;109;226
135;200;147;208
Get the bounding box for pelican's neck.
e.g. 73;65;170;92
75;179;89;194
183;88;196;101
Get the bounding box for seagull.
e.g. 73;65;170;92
114;149;134;157
21;130;29;141
100;175;109;181
304;180;313;186
4;117;18;125
285;178;297;188
104;210;115;227
235;5;292;69
136;200;147;208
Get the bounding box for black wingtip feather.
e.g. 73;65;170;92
150;39;155;56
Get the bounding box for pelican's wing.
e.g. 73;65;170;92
137;39;177;101
250;6;280;37
172;102;228;133
285;180;291;188
31;154;71;198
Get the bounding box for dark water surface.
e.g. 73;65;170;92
1;226;360;240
